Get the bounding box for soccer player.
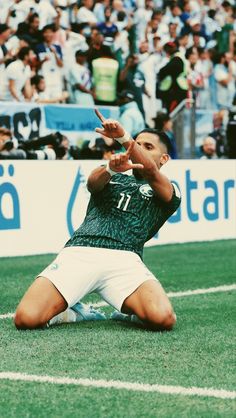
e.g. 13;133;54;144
14;110;181;331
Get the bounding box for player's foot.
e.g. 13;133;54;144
49;303;106;326
110;311;130;321
71;302;106;321
110;310;143;325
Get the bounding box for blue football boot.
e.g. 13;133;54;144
71;302;106;321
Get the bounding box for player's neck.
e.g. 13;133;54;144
133;170;144;181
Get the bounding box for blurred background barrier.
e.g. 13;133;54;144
0;101;119;146
0;160;235;256
1;101;235;159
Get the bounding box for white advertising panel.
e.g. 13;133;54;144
0;160;235;256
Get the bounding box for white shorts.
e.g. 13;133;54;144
38;246;158;311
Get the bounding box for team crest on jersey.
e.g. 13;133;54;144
139;184;153;198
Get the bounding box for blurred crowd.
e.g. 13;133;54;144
0;0;235;159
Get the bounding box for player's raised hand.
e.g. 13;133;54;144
108;141;144;173
95;109;125;139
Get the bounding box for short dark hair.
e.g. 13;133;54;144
170;1;179;10
0;23;10;35
75;49;88;58
28;13;39;24
151;10;162;19
31;74;44;86
185;46;197;59
42;24;55;33
153;112;170;130
135;128;172;154
18;46;32;61
117;11;126;21
163;41;178;56
99;44;115;58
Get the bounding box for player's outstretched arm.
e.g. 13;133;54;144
95;109;173;202
87;142;143;194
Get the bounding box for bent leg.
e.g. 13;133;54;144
122;280;176;331
14;277;67;330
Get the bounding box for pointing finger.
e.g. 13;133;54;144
95;108;106;123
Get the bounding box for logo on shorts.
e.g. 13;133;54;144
139;184;153;198
49;263;59;270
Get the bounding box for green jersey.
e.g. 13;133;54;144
65;173;181;259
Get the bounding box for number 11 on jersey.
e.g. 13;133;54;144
117;193;131;211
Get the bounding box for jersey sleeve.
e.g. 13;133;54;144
160;182;181;217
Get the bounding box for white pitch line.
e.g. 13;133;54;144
0;313;14;319
1;284;235;319
0;372;235;400
92;283;236;308
167;283;236;298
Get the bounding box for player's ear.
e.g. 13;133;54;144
160;153;170;166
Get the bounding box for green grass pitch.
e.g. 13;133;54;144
0;240;236;418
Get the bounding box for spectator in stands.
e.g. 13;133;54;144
31;0;58;30
52;8;67;49
54;0;72;29
31;74;68;103
153;111;178;159
2;46;33;102
163;2;183;35
209;111;227;157
177;32;189;56
145;11;163;51
93;1;107;23
195;48;213;109
157;41;188;113
134;0;155;42
92;44;119;105
118;90;145;137
192;32;206;49
16;13;41;49
119;54;146;115
5;0;31;32
63;25;89;77
179;0;192;27
186;46;204;106
69;49;95;105
35;24;64;100
0;24;13;100
214;52;235;110
87;31;104;66
215;3;234;53
112;14;130;68
199;136;218;159
166;22;178;44
137;40;159;124
76;0;98;24
188;19;207;48
149;10;168;42
97;6;118;38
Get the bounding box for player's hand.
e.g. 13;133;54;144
108;141;143;173
95;109;125;139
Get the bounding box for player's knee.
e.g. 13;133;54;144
14;306;46;330
141;305;176;331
